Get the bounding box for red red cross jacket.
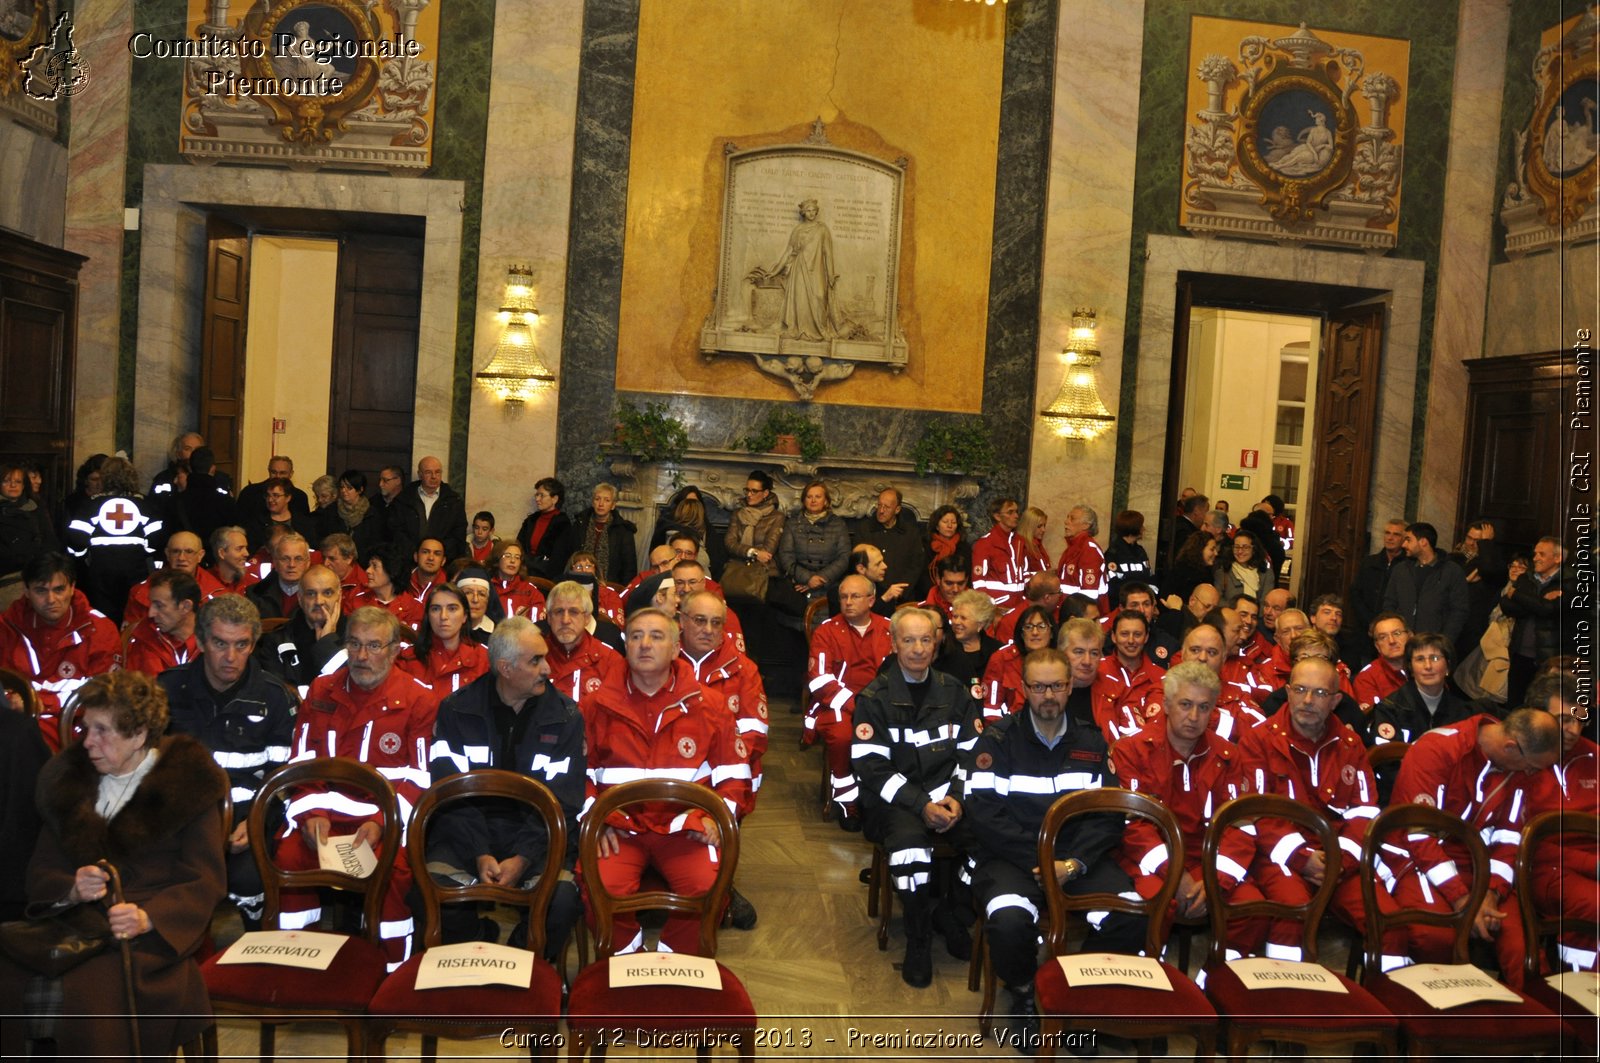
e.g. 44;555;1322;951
0;589;119;744
1091;654;1167;745
1391;714;1554;906
545;629;624;706
981;643;1026;720
494;576;547;620
1113;721;1255;897
118;619;198;676
1056;530;1107;609
1352;656;1407;714
1237;704;1379;879
682;639;769;788
288;665;441;830
123;567;224;627
971;524;1026;609
580;657;748;833
396;637;488;696
1144;681;1265;744
805;612;892;734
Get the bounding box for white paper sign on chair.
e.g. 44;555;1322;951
317;834;378;878
1386;963;1521;1008
609;954;723;990
1057;952;1173;991
1226;956;1350;994
216;930;345;970
413;942;535;990
1546;971;1600;1016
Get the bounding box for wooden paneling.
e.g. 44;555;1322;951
1302;303;1385;603
0;232;85;506
1458;351;1570;556
198;219;250;486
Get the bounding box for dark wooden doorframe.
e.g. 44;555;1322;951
198;219;250;488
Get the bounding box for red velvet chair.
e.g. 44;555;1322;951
1200;794;1398;1058
1515;809;1599;1056
1033;788;1218;1061
565;778;755;1061
366;769;567;1060
1359;802;1563;1057
199;758;401;1061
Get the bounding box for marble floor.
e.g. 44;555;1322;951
208;693;1356;1061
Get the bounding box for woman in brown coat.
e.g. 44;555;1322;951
1;670;227;1057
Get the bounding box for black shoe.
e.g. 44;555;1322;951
478;917;500;943
902;935;933;988
1004;986;1040;1056
932;902;972;961
838;811;863;833
728;888;758;930
858;867;873;885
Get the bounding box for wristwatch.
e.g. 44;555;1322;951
1062;858;1085;882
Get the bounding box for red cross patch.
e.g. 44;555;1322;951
1341;765;1356;785
57;661;77;679
973;717;985;733
378;732;402;755
756;701;768;720
975;752;993;770
677;736;698;760
1376;723;1396;740
855;722;873;740
98;498;139;534
727;694;741;714
1413;794;1435;807
734;737;748;760
584;677;602;695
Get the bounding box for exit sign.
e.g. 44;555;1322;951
1220;474;1250;490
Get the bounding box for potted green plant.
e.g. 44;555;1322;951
735;408;826;463
911;417;994;476
611;400;690;466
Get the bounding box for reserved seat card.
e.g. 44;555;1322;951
1546;970;1600;1016
609;953;722;990
318;834;377;878
1227;956;1350;994
1057;952;1173;991
216;930;346;970
1387;962;1520;1008
413;942;535;990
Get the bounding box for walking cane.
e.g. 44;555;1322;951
98;860;142;1060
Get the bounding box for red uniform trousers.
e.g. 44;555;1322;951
275;822;417;970
582;830;722;954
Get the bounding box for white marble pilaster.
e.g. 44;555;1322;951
62;0;134;465
1420;0;1512;543
133;165;464;483
1131;236;1426;548
1026;0;1144;546
462;0;582;526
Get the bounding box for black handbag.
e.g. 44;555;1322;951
0;903;111;977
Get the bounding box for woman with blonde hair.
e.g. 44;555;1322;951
1016;505;1051;579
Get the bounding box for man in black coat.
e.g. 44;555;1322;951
235;455;311;527
1382;521;1470;649
1501;536;1569;708
1348;517;1407;636
390;455;468;562
854;488;929;598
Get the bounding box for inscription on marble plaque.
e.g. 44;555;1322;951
701;121;909;399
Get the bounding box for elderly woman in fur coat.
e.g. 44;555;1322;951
0;670;226;1057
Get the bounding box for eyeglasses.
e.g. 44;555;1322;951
1375;630;1410;642
1026;682;1069;694
1021;622;1051;633
744;487;764;495
1288;684;1336;700
345;639;396;656
1411;653;1446;664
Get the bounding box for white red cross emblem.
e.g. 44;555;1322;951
677;736;697;760
97;498;140;534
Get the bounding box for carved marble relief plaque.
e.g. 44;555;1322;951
700;121;909;400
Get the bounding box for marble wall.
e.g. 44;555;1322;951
462;0;582;525
0;123;66;245
554;0;1056;524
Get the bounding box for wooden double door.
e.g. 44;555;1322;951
200;219;423;487
0;232;85;505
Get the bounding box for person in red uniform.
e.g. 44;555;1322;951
671;558;745;653
541;579;624;705
1352;612;1410;715
279;606;440;969
318;532;369;615
567;552;625;624
992;572;1062;644
397;581;488;696
120;569;200;676
491;541;546;620
970;498;1026;611
1146;622;1264;743
1250;606;1309;702
122;531;222;626
1056;504;1107;613
405;537;447;604
1525;674;1599;974
1386;706;1562;988
579;607;745;954
358;542;424;631
921;555;970;621
1249;587;1294;662
1091;608;1166;745
207;526;258;597
805;573;892;829
981;603;1057;719
0;553;119;749
1113;661;1265;955
1237;656;1397;964
1218;597;1272;701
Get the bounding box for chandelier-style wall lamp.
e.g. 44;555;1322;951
475;264;556;404
1039;307;1116;441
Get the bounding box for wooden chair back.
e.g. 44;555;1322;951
578;778;738;960
1360;803;1488;974
1517;809;1600;981
1202;794;1340;964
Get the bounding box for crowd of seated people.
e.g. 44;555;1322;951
0;440;1592;1055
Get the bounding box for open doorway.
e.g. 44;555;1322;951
1182;308;1320;596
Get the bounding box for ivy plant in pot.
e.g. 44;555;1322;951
611;400;690;466
911;417;995;476
735;408;826;463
